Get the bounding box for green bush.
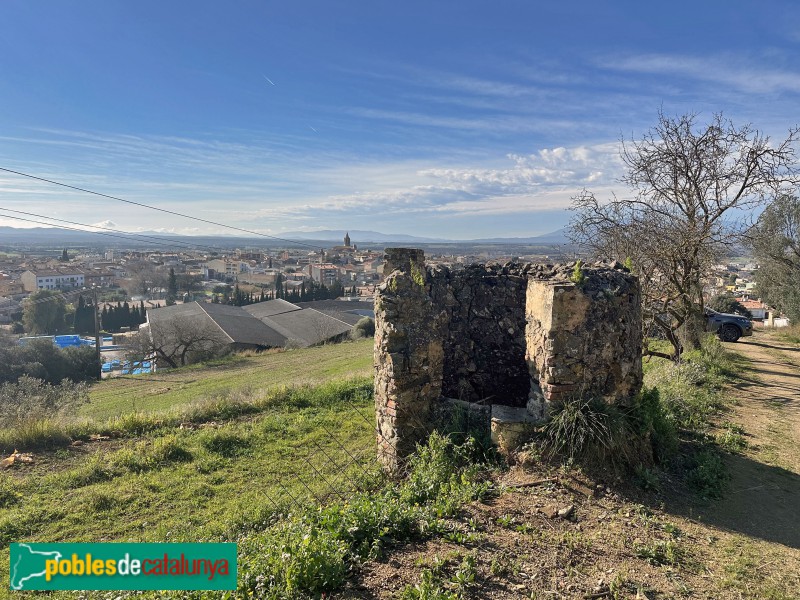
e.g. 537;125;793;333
351;317;375;339
687;449;730;499
630;387;679;464
0;339;99;385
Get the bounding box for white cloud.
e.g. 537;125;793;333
602;53;800;95
272;143;623;220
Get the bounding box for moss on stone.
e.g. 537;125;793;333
410;261;426;287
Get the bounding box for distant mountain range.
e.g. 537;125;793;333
0;226;570;247
279;228;571;245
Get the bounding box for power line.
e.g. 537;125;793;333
0;167;324;251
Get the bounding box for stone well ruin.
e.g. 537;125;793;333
374;248;643;471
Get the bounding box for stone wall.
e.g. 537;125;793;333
374;249;642;471
374;249;448;470
430;264;530;406
525;267;642;420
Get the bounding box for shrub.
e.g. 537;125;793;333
0;377;88;450
351;317;375;339
0;339;98;385
687;449;730;499
629;387;678;464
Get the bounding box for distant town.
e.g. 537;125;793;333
0;230;783;356
0;230;584;374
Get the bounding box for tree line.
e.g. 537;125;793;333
21;291;148;336
211;279;357;306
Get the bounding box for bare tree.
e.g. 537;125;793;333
570;112;799;359
131;316;229;368
124;260;167;298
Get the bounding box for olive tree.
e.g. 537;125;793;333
570;112;799;359
22;290;67;334
750;194;800;322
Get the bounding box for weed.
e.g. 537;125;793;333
687;449;730;499
243;519;349;597
635;539;684;566
570;260;586;285
489;553;517;578
400;569;459;600
609;571;629;599
661;522;681;537
449;553;477;590
198;429;251;457
634;466;661;491
496;514;515;528
716;428;748;454
236;433;490;598
443;530;482;545
721;420;745;435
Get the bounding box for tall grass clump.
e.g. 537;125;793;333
643;336;731;433
542;395;635;469
776;323;800;345
0;376;87;451
541;385;680;471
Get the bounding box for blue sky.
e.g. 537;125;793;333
1;0;799;240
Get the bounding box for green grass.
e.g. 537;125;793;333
84;339;373;419
774;324;800;345
0;379;378;599
1;428;491;600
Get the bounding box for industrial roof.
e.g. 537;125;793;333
146;299;353;349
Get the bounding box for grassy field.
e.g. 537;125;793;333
84;338;373;419
4;334;797;598
1;384;377;598
0;341;378;599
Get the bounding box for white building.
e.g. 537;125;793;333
21;269;85;292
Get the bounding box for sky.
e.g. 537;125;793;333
1;0;800;240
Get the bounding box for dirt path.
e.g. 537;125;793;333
339;331;800;599
699;331;800;549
